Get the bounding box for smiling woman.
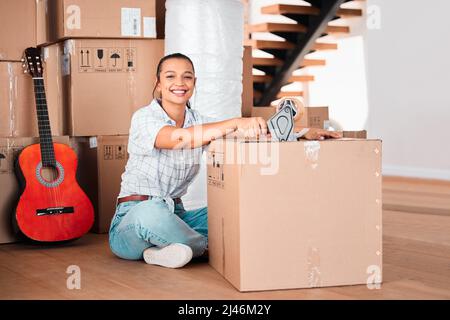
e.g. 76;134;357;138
108;53;269;269
107;53;340;269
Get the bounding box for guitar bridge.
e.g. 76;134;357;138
36;207;75;216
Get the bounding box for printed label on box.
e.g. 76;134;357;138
309;115;322;128
121;8;141;37
207;151;225;189
89;137;97;149
143;17;157;38
78;47;136;73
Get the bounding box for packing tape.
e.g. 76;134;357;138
55;46;62;125
62;53;70;76
64;39;75;55
7;62;17;136
275;97;305;121
222;217;226;275
304;141;320;169
307;245;322;288
38;0;49;14
43;47;49;61
62;40;74;76
127;66;137;110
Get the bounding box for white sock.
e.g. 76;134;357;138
143;243;193;268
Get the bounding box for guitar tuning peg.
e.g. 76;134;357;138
23;70;28;74
20;58;25;62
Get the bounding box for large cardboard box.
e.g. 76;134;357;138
0;0;47;61
241;46;253;117
45;0;159;42
207;138;383;291
70;136;128;233
0;59;65;137
61;39;164;136
0;136;70;244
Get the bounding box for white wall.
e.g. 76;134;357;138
367;0;450;180
306;1;369;131
249;0;450;180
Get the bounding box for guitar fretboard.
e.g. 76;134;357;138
33;78;56;167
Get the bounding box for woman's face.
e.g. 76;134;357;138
156;58;196;106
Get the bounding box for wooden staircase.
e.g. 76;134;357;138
247;0;364;106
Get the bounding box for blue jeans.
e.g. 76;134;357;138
109;198;208;260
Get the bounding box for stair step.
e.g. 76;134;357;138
252;57;283;66
277;91;304;98
253;57;325;67
337;8;363;17
312;42;338;50
254;90;305;100
245;39;295;50
261;4;320;16
325;25;350;34
253;75;273;83
289;75;315;82
249;22;307;33
301;59;326;67
253;74;315;83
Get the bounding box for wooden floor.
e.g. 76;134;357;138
1;176;449;300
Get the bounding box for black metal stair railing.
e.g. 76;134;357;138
254;0;347;106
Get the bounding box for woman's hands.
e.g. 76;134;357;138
234;117;268;138
155;116;342;150
303;128;342;140
232;118;342;140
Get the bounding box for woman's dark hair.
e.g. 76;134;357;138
152;53;196;109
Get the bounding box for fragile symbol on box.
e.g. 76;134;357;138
208;151;224;189
104;145;114;160
95;49;107;71
114;145;127;160
109;49;123;70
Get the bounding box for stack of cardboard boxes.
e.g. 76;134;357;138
0;0;253;240
0;0;167;240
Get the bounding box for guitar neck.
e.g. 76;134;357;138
32;77;56;167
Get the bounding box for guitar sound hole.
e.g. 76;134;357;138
40;166;59;183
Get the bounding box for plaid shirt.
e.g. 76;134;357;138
118;99;213;211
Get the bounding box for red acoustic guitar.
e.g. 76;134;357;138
15;47;94;242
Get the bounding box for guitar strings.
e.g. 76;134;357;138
34;78;61;210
